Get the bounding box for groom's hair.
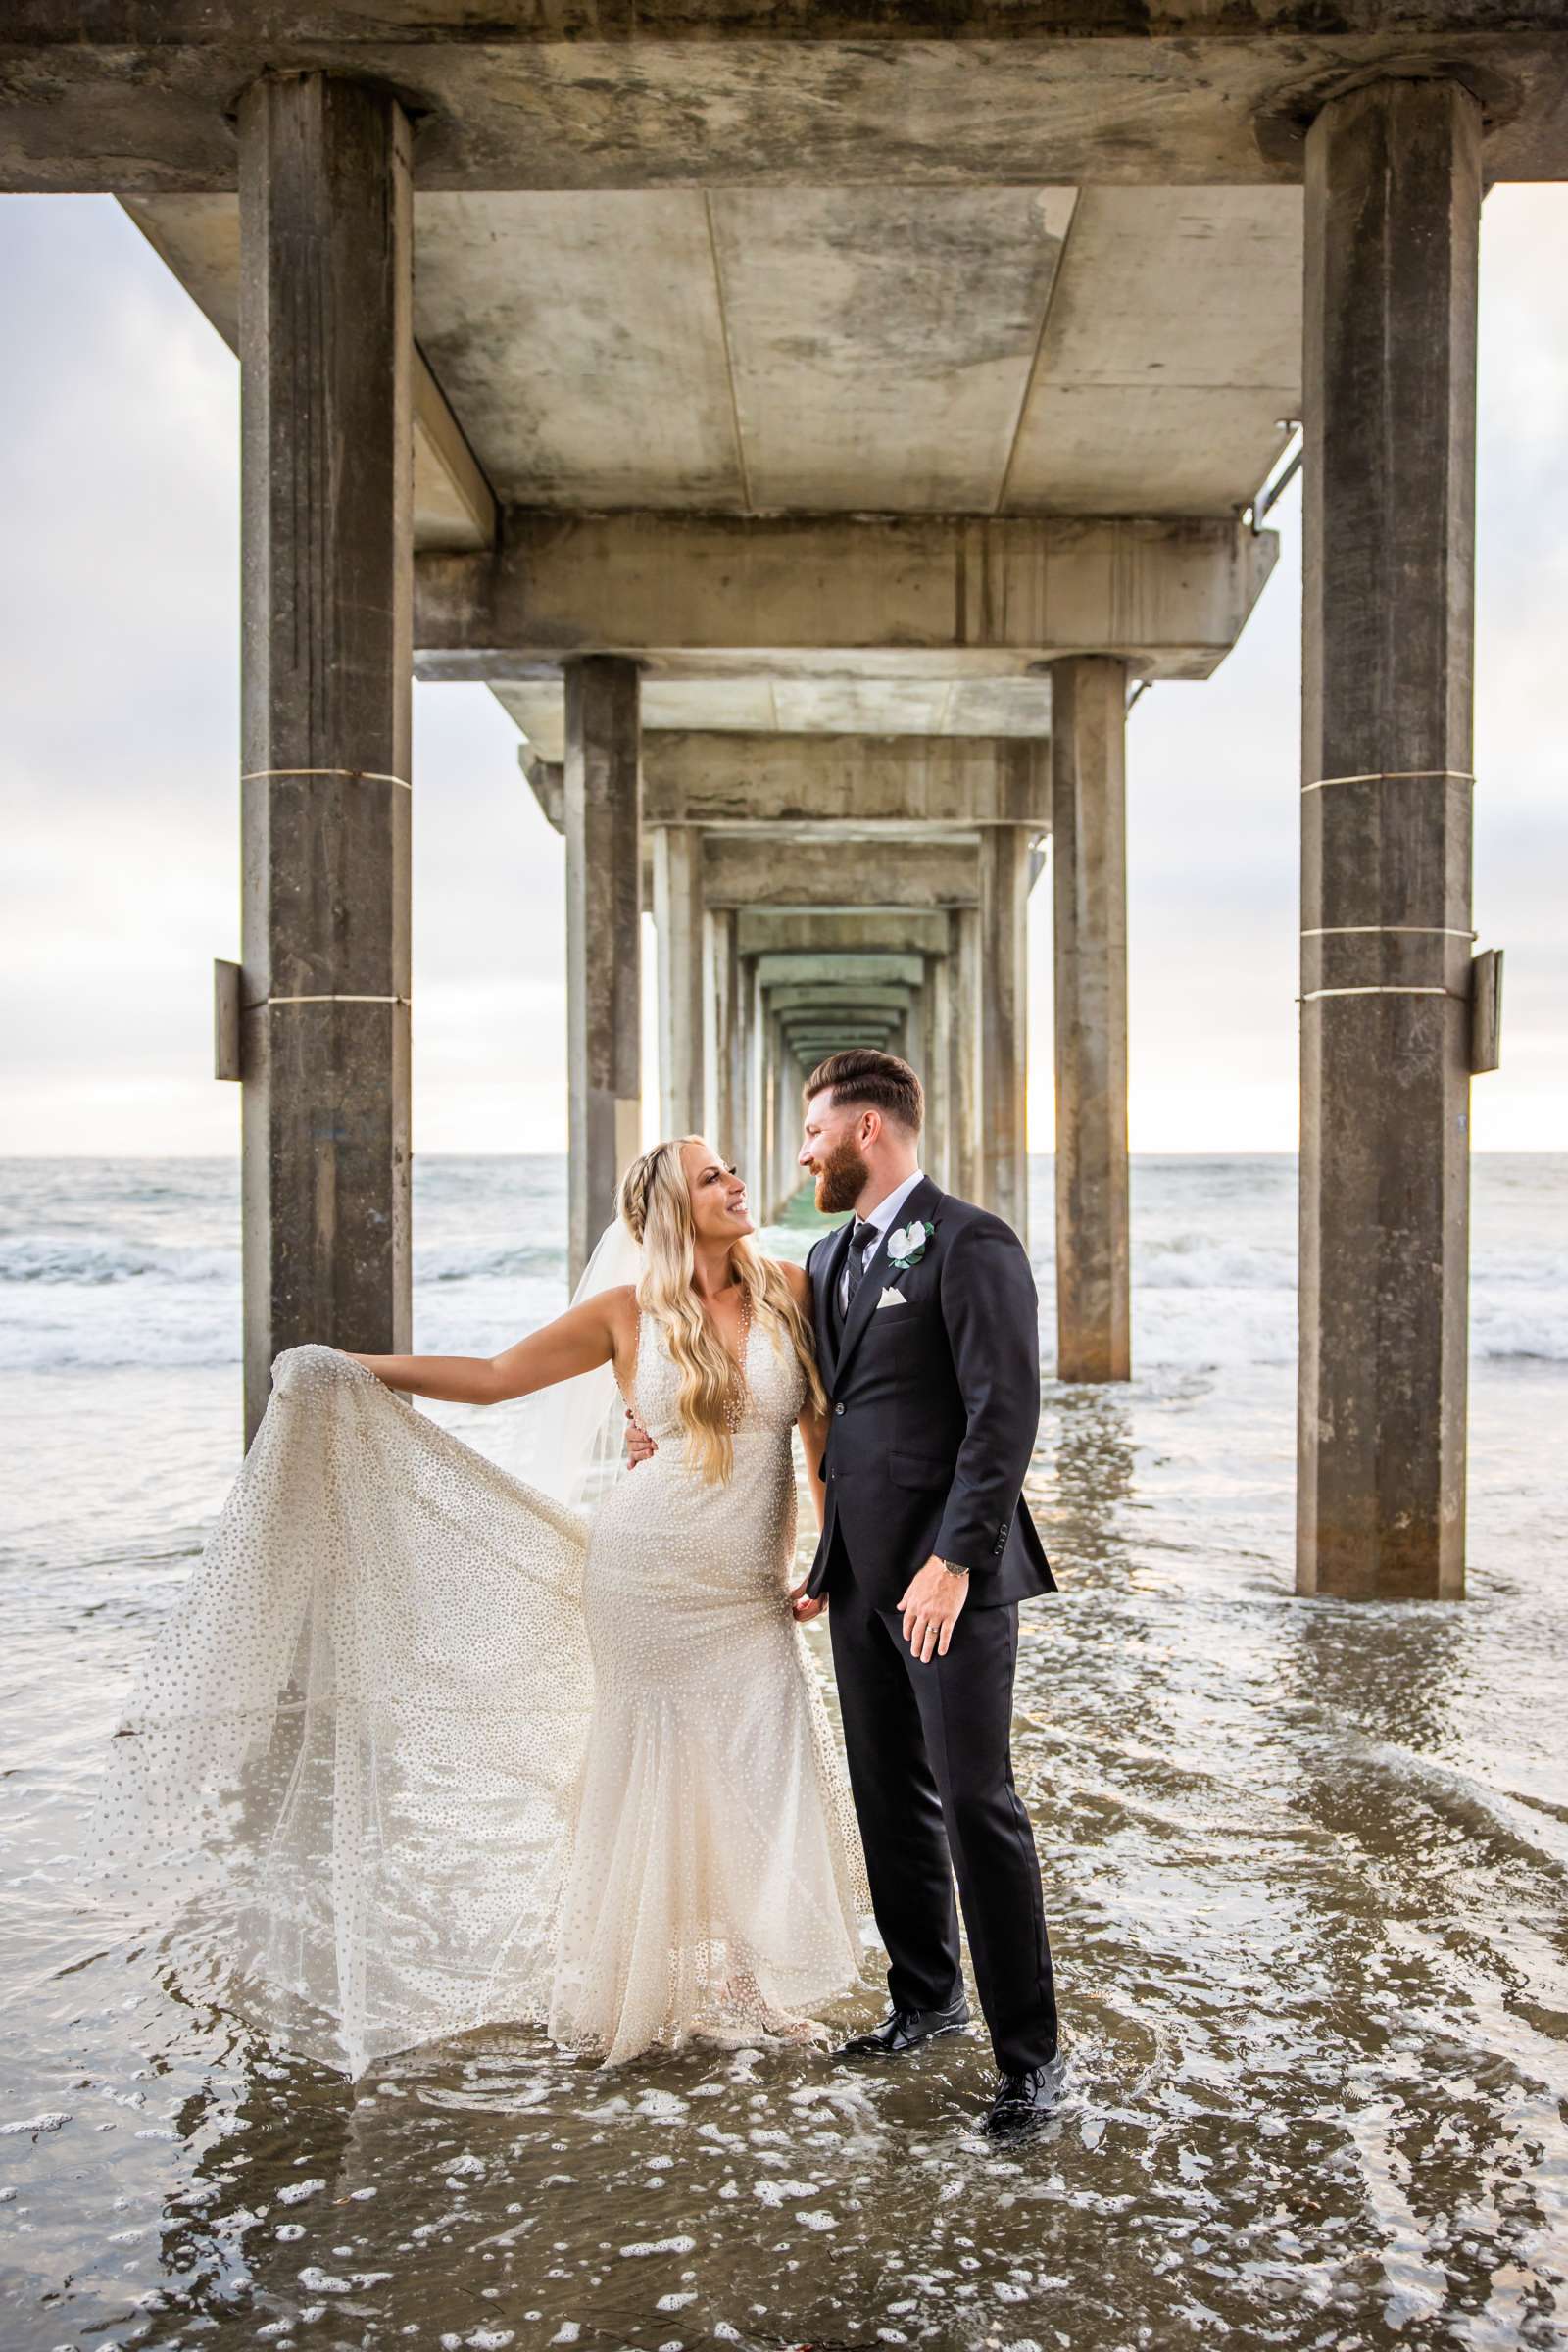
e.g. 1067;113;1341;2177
804;1049;924;1136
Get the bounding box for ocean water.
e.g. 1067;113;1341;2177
2;1153;1565;2352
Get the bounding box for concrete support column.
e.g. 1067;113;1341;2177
727;937;750;1166
702;907;724;1144
1298;79;1481;1600
923;960;953;1190
772;1024;800;1219
745;956;767;1208
704;906;744;1154
238;74;413;1444
978;828;1031;1242
730;947;752;1188
760;1008;777;1220
951;908;983;1202
1051;655;1131;1382
564;656;643;1286
654;827;706;1140
764;1015;781;1218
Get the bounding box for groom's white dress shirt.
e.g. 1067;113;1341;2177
837;1167;926;1315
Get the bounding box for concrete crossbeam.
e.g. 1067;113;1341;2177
765;986;916;1018
738;911;952;958
784;1041;899;1064
9;15;1568;194
785;1027;900;1055
502;675;1060;756
521;734;1053;837
783;1012;902;1033
418;514;1278;686
641;734;1053;830
754;955;926;991
237;74;414;1446
704;836;980;911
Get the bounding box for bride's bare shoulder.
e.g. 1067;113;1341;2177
565;1281;639;1350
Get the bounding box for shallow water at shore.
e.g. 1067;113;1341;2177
2;1155;1565;2350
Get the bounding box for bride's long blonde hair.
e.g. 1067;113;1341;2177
618;1137;827;1484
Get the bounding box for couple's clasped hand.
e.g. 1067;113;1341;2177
623;1405;967;1656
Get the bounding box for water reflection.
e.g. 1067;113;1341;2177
1269;1592;1568;2346
1035;1379;1139;1591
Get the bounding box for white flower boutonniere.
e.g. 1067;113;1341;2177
886;1219;935;1273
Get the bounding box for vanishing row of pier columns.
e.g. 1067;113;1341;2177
228;64;1487;1601
549;691;1093;1311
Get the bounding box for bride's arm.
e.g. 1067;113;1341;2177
796;1401;829;1531
347;1287;634;1407
775;1258;829;1532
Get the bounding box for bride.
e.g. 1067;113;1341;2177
88;1136;869;2080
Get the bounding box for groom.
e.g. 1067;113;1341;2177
790;1049;1061;2140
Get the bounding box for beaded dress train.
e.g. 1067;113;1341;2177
87;1316;868;2080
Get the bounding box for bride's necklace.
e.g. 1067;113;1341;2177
718;1284;753;1432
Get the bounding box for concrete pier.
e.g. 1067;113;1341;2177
704;906;742;1157
978;828;1032;1242
237;74;413;1444
564;655;643;1285
922;960;953;1191
1051;655;1132;1383
771;1024;800;1219
654;825;707;1142
1298;79;1481;1601
19;2;1551;1596
951;907;984;1205
744;956;767;1200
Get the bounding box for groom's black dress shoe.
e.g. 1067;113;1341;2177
834;1995;972;2059
981;2054;1066;2140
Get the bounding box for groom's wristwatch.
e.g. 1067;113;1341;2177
937;1558;970;1580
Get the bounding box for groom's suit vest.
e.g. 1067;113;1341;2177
804;1175;1055;1612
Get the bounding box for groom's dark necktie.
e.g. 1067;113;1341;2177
842;1219;877;1319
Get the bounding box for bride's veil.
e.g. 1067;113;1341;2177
500;1214;644;1512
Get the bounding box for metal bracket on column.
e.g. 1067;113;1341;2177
214;958;242;1081
1470;948;1503;1074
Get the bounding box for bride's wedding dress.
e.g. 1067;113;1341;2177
89;1312;869;2079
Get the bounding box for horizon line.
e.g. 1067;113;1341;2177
1;1148;1563;1163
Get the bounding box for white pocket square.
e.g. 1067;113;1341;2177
875;1287;906;1309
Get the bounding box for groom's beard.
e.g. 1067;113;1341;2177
812;1137;869;1215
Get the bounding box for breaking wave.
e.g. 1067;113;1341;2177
1;1155;1563;1373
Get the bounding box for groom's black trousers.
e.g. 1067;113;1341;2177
824;1528;1057;2075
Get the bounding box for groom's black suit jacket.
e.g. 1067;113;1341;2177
803;1175;1055;1612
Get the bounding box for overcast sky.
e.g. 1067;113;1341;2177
1;190;1564;1158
